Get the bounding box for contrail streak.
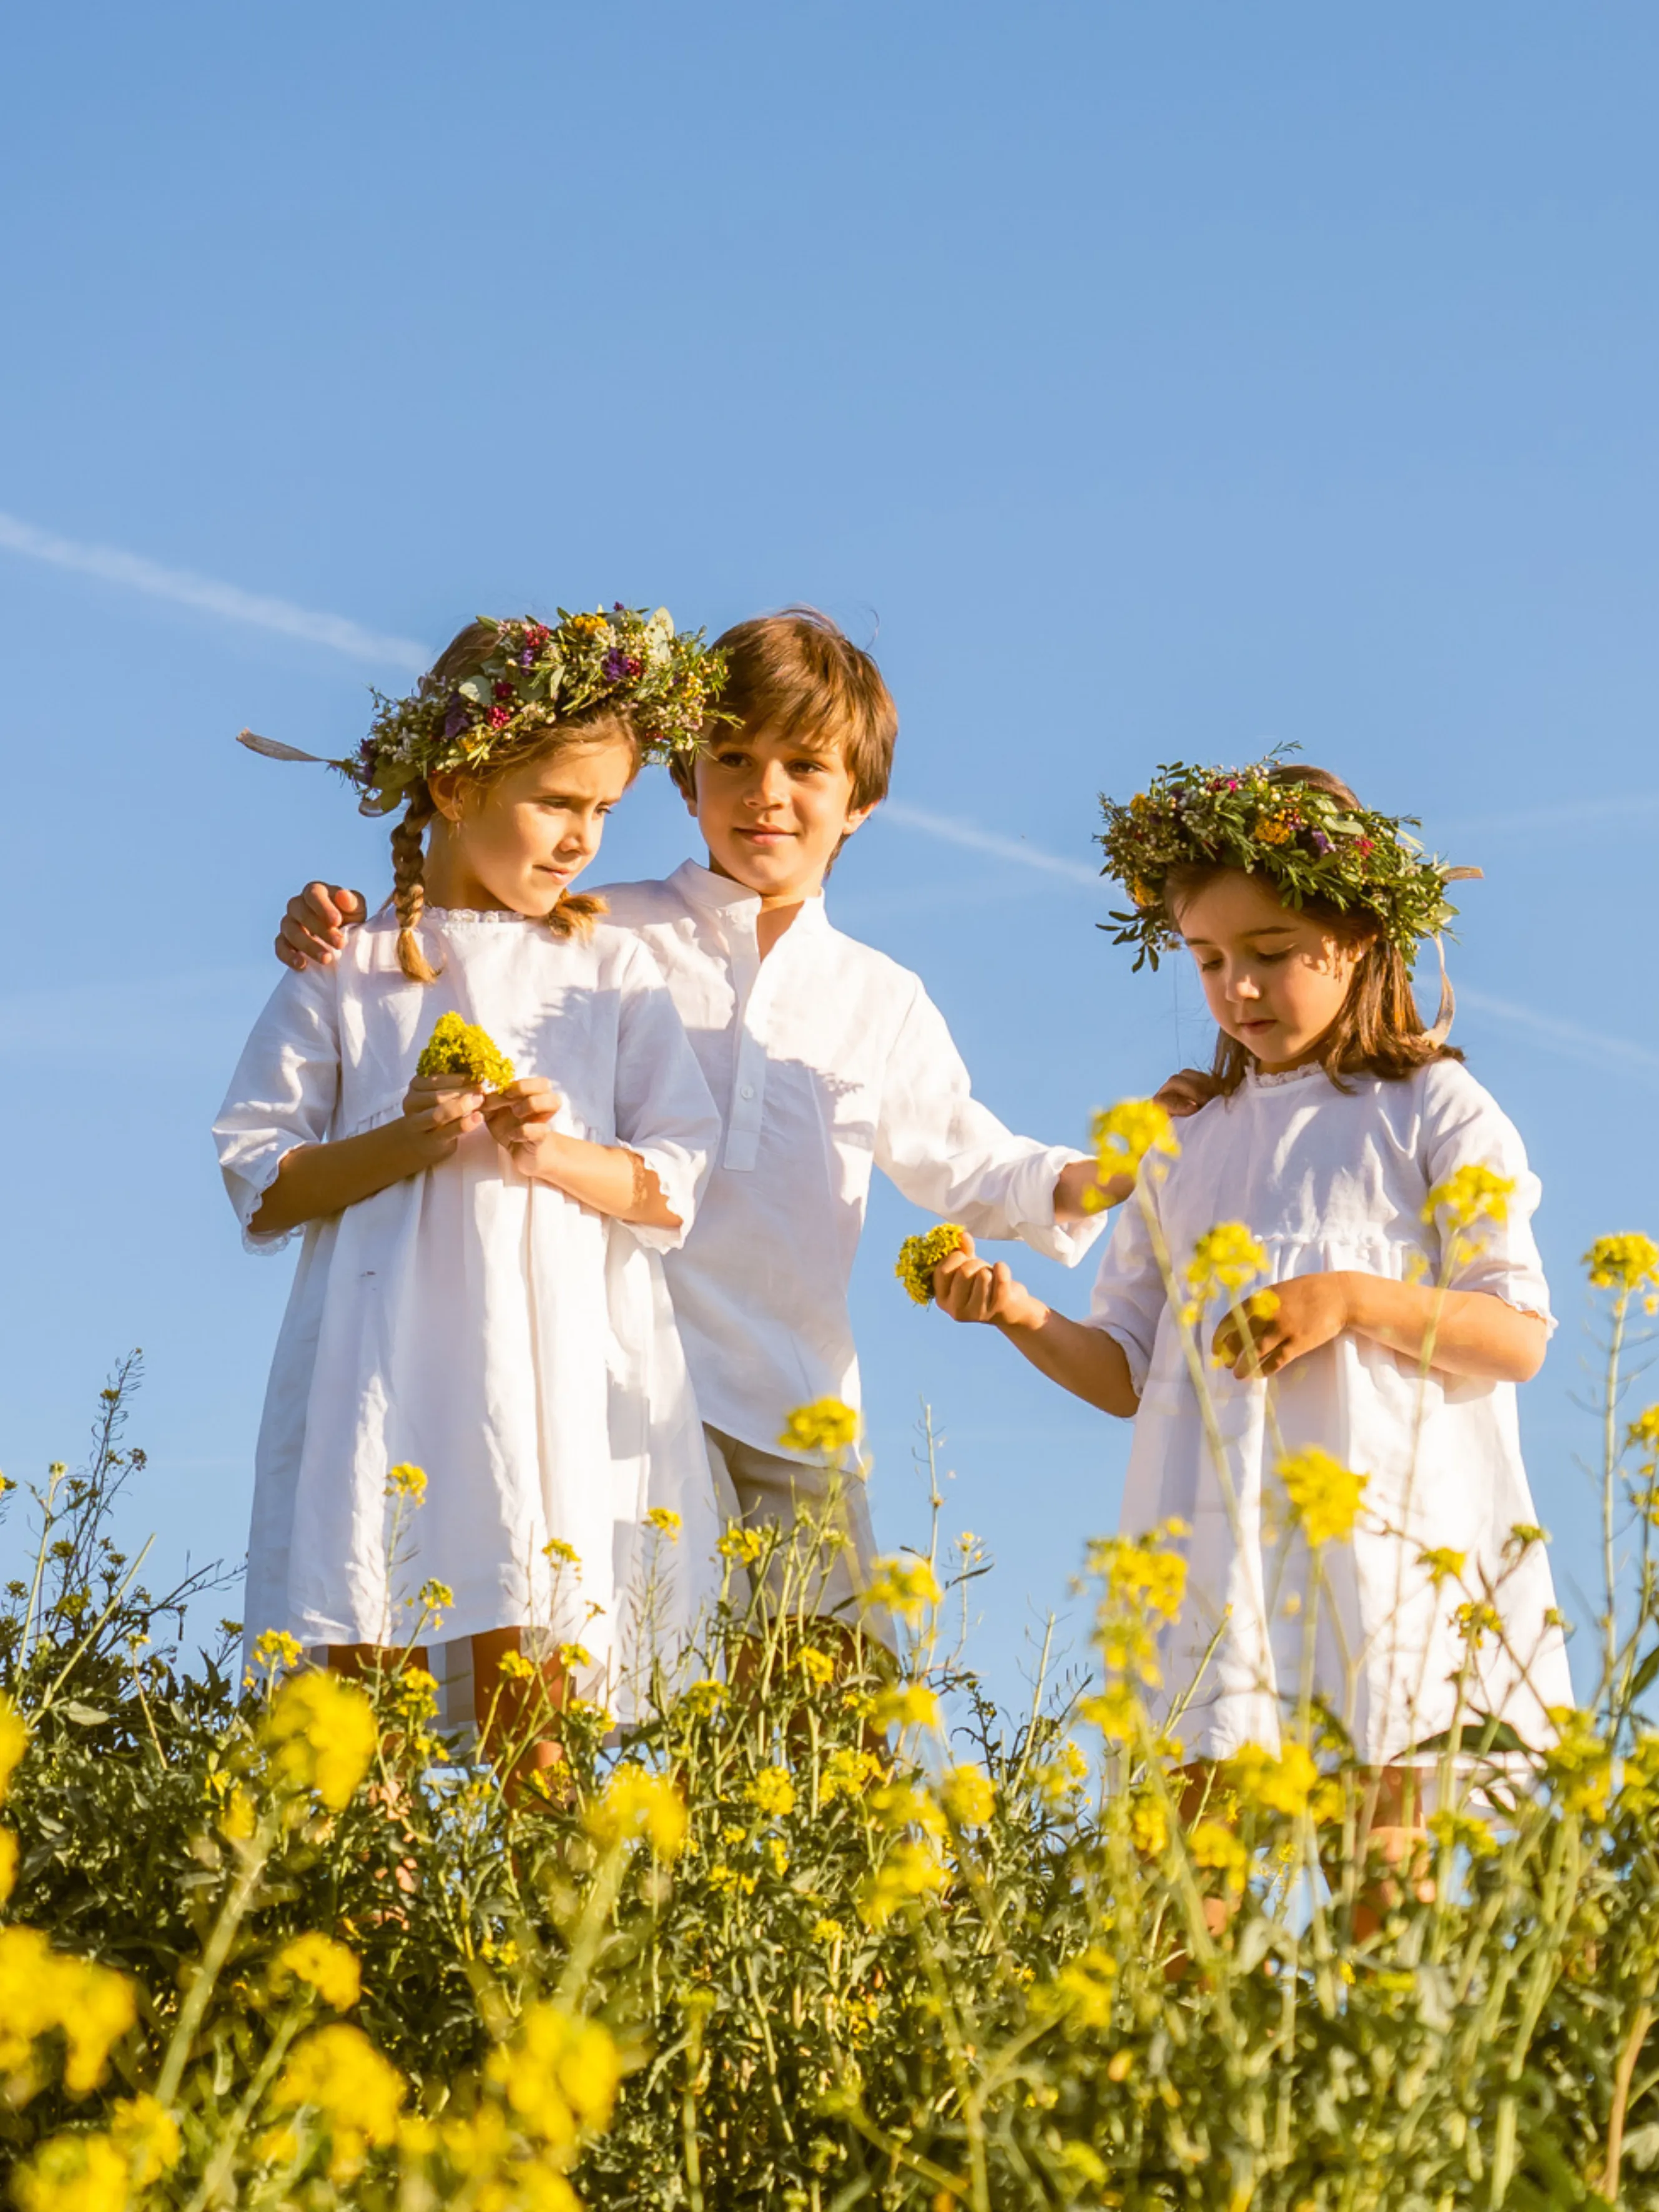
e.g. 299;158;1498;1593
880;800;1100;885
0;510;431;670
1456;988;1659;1081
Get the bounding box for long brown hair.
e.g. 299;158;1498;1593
1164;764;1462;1097
390;621;638;984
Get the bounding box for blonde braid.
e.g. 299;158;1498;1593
390;787;441;983
546;890;608;941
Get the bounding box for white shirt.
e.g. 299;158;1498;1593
214;911;724;1691
596;860;1105;1456
1087;1057;1572;1765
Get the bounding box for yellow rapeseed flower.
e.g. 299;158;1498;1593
779;1397;862;1453
1188;1821;1250;1892
272;2022;405;2180
1186;1221;1270;1302
682;1678;727;1717
1424;1163;1515;1233
107;2095;182;2187
645;1507;682;1540
1418;1546;1467;1588
894;1224;968;1305
1045;1944;1118;2029
940;1764;996;1827
870;1779;947;1839
1128;1792;1169;1856
586;1764;687;1858
12;2133;130;2212
746;1766;797;1819
250;1628;303;1680
0;1927;137;2095
1428;1808;1500;1861
1226;1740;1318;1819
817;1746;885;1807
0;1827;16;1903
795;1646;835;1688
485;2002;621;2151
1585;1233;1659;1294
386;1462;428;1502
862;1553;943;1624
273;1931;362;2012
1277;1448;1368;1547
262;1670;377;1812
1544;1707;1612;1822
873;1683;940;1731
857;1839;948;1926
0;1695;29;1807
717;1526;764;1567
1090;1098;1180;1180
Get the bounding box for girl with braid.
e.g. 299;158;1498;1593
215;611;726;1775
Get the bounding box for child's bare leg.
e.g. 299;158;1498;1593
471;1626;569;1806
1338;1766;1434;1942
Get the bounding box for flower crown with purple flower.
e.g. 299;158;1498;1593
1098;753;1467;970
298;607;726;817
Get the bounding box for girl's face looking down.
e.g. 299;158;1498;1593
1174;868;1369;1073
425;734;636;915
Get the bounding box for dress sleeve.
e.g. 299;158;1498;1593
1419;1064;1554;1329
213;965;342;1254
1081;1189;1168;1397
874;981;1107;1266
611;943;723;1254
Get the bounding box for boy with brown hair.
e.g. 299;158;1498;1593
275;607;1109;1626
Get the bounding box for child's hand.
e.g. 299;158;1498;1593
277;882;369;971
1211;1272;1353;1379
481;1078;564;1175
1156;1067;1219;1118
400;1072;487;1163
932;1232;1045;1329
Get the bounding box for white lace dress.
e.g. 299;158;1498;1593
1086;1058;1573;1765
214;910;724;1701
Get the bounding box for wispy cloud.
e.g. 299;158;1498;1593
1437;793;1659;843
0;510;430;670
880;800;1100;885
1456;987;1659;1083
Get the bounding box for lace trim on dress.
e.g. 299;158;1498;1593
420;907;541;927
1248;1061;1327;1092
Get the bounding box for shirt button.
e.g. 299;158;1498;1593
739;1083;756;1100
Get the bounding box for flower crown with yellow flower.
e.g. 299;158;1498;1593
1098;754;1469;970
239;606;727;816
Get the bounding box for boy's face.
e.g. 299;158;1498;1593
687;722;873;902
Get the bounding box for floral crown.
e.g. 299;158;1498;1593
1097;754;1472;970
239;606;727;817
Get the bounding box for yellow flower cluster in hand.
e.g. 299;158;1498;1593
895;1223;967;1305
262;1669;377;1812
778;1397;861;1453
486;2002;622;2150
416;1011;515;1090
1277;1448;1368;1548
857;1838;948;1926
862;1552;943;1625
1585;1232;1659;1294
0;1926;137;2095
272;2022;405;2180
586;1763;687;1857
273;1931;362;2012
1425;1163;1515;1232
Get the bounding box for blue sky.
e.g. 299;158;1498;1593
3;2;1657;1704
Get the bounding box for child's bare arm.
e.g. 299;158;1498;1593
276;883;370;972
931;1235;1140;1416
1214;1274;1547;1385
250;1074;483;1234
481;1081;682;1229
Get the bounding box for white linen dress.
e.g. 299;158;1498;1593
1086;1058;1573;1765
214;910;724;1701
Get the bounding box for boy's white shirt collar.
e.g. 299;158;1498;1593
669;856;829;934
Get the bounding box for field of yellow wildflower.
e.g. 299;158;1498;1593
4;1232;1659;2209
